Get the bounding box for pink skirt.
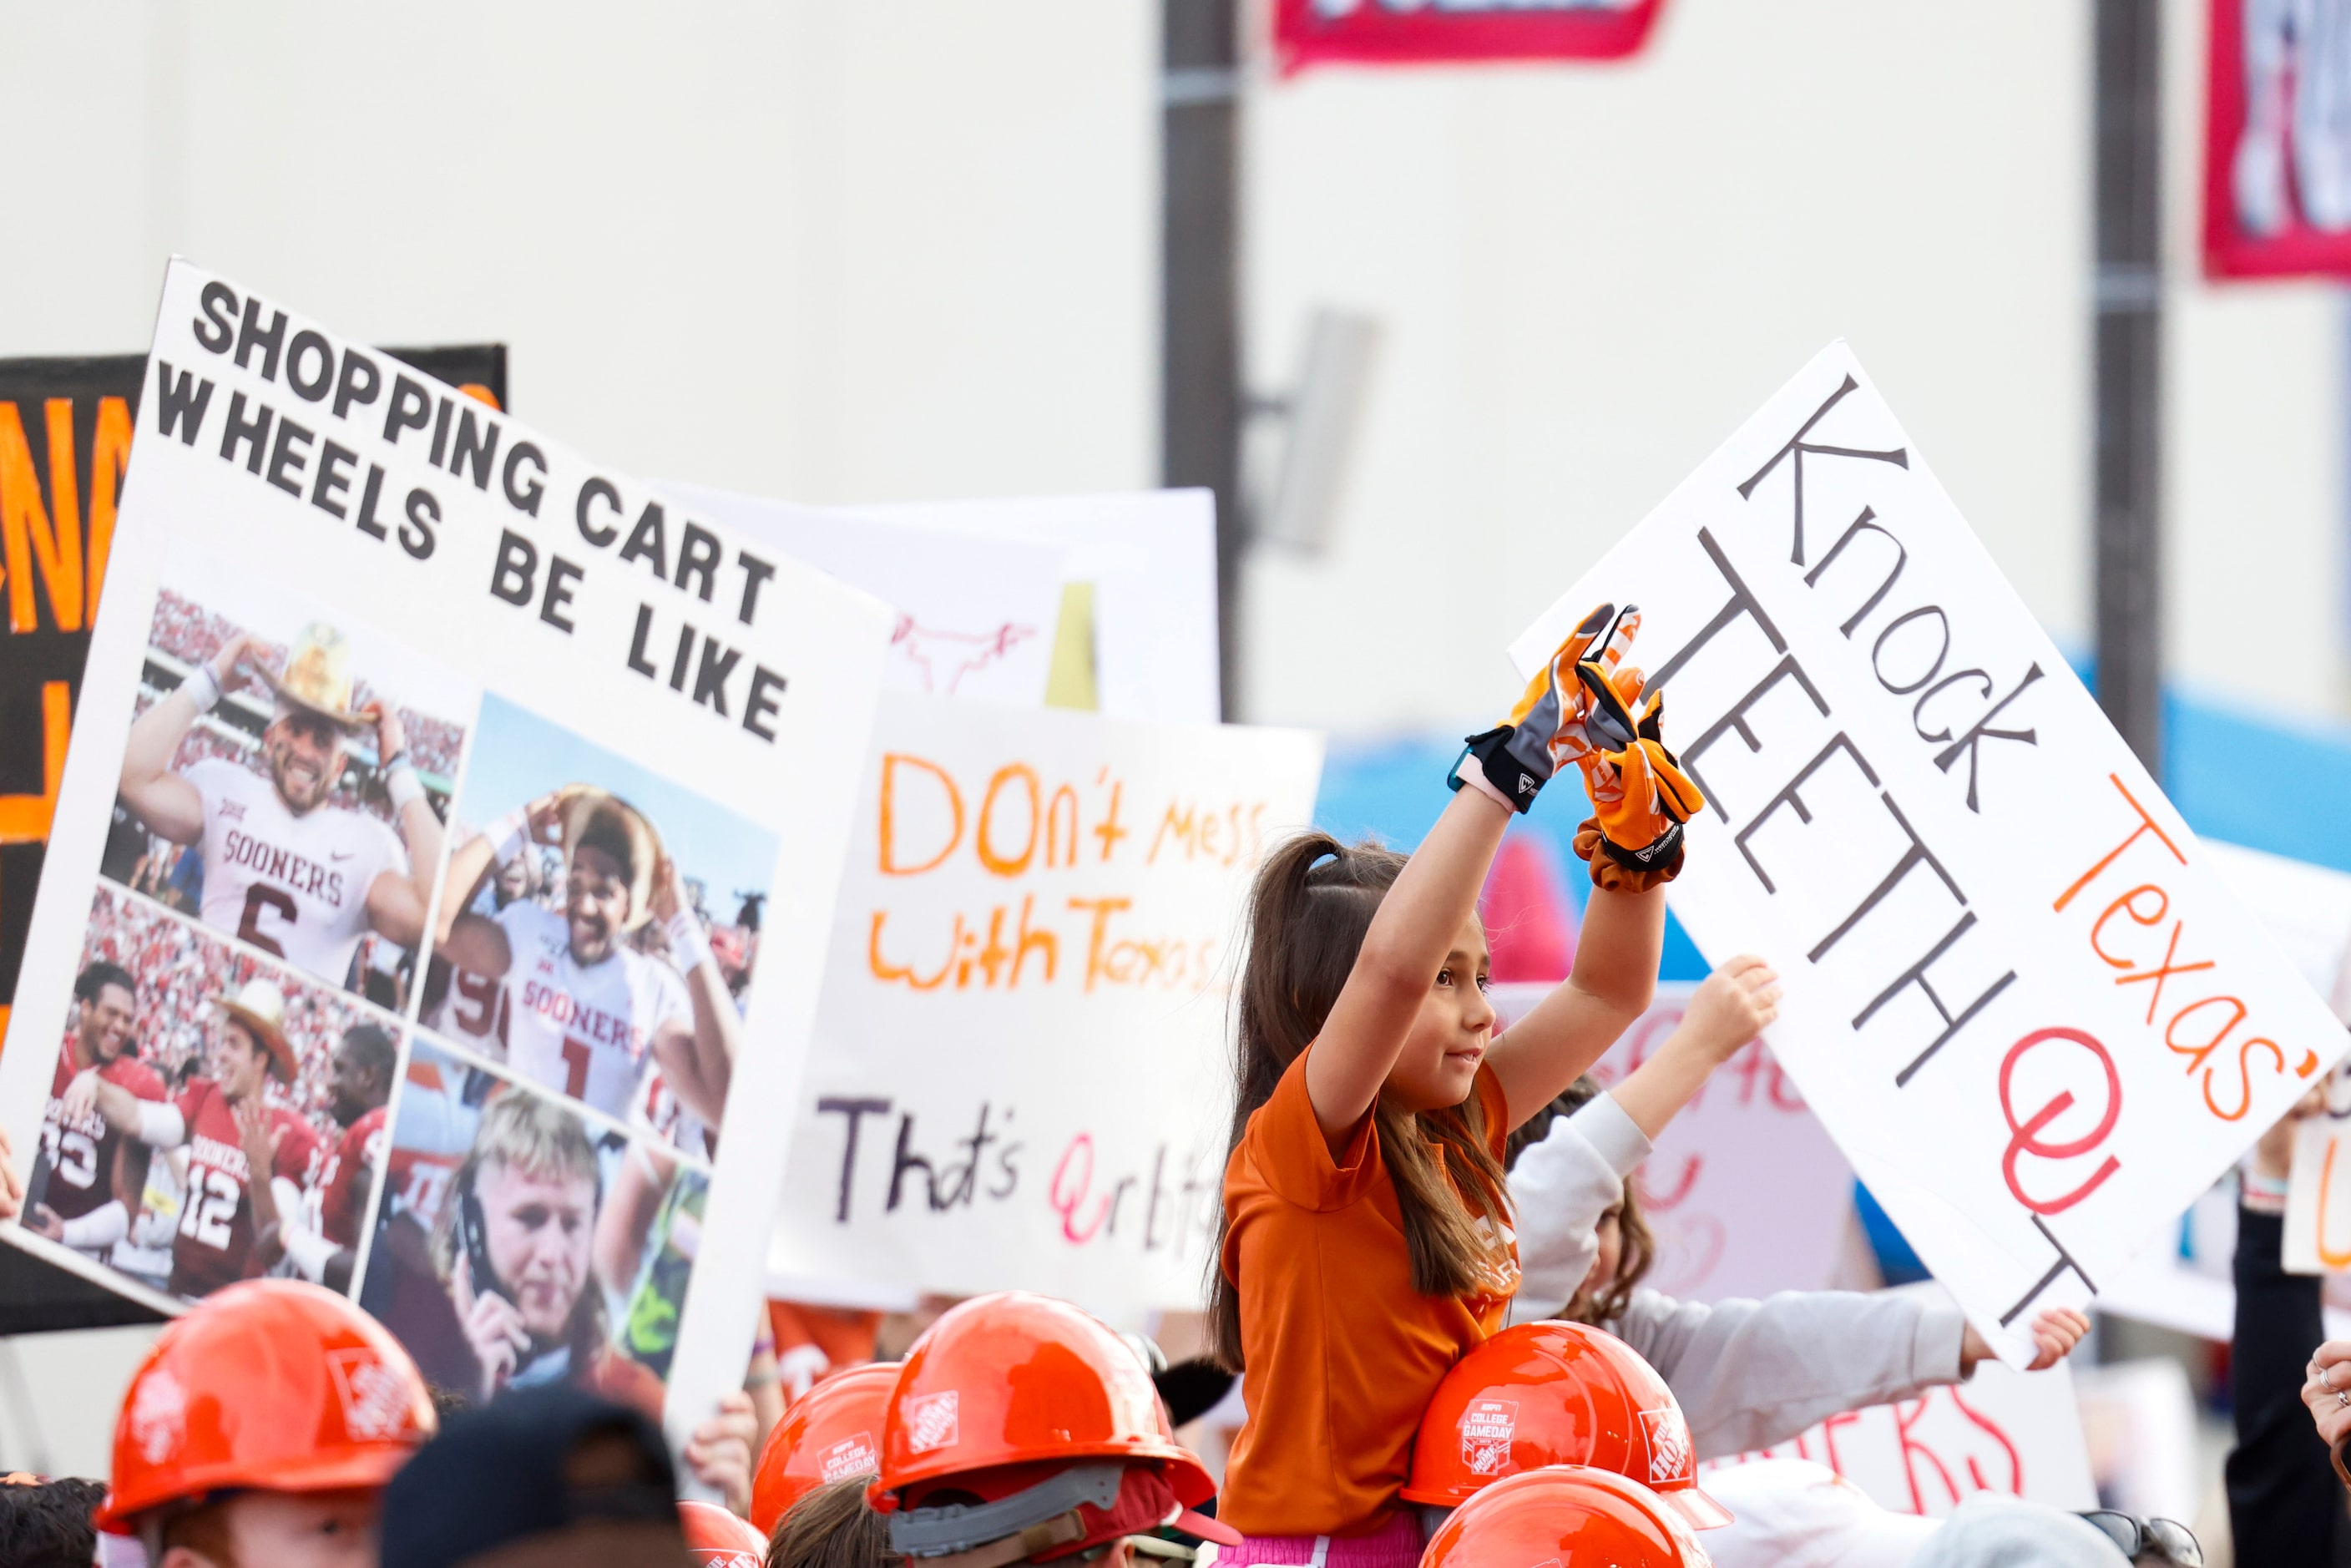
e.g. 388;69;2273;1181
1215;1511;1425;1568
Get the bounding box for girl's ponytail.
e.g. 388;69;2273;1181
1206;832;1512;1372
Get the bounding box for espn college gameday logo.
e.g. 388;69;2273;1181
1460;1398;1517;1475
822;1432;880;1481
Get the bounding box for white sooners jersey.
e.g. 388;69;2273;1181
188;757;406;986
490;900;690;1120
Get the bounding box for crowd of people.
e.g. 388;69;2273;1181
3;604;2341;1565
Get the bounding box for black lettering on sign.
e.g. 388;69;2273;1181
1736;374;1910;566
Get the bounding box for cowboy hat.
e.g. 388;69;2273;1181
257;621;372;732
213;977;298;1084
560;788;663;933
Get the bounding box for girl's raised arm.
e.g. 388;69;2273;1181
1305;785;1509;1146
1486;882;1664;1126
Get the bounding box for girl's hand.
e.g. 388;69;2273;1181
1961;1308;2089;1373
2307;1341;2351;1448
1674;956;1780;1064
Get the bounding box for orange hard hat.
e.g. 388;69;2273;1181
97;1279;434;1532
680;1499;771;1565
1420;1466;1715;1568
872;1292;1214;1510
751;1361;898;1533
1404;1320;1728;1530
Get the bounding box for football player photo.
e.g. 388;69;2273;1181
39;884;395;1306
358;1039;699;1419
102;552;476;999
421;695;772;1156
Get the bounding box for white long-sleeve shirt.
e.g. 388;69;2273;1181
1504;1090;1970;1459
1505;1092;1653;1323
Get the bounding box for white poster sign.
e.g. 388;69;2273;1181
1495;983;1853;1303
659;481;1069;708
769;692;1322;1310
0;261;893;1454
1513;343;2347;1361
2283;1070;2351;1273
851;490;1221;723
1702;1358;2097;1517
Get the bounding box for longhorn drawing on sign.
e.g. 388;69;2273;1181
892;616;1039;695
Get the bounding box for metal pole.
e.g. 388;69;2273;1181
2093;0;2164;776
1162;0;1244;721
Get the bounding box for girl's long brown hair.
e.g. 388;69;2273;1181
1208;832;1513;1372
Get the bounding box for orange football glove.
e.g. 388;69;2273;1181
1555;605;1703;890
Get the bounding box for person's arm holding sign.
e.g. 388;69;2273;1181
58;1073;185;1150
435;788;579;974
119;633;260;842
361;701;443;948
648;858;741;1128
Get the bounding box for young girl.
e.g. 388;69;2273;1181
1504;1075;2091;1460
1208;605;1781;1562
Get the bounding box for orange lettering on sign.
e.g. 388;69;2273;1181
2055;773;2320;1120
0;402;84;633
2318;1138;2351;1271
0;681;69;843
87;394;133;622
879;754;963;876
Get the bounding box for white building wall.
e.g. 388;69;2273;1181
0;0;2338;733
0;2;1156;505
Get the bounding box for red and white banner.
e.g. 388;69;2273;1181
2203;0;2351;277
1273;0;1668;75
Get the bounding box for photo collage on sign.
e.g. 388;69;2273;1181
38;544;774;1420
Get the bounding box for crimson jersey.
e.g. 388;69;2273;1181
169;1079;323;1300
42;1050;165;1238
318;1105;387;1249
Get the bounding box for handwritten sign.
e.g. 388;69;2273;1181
1513;343;2348;1361
1702;1358;2096;1517
0;262;892;1449
768;692;1322;1309
1495;982;1854;1303
2283;1071;2351;1273
847;491;1221;724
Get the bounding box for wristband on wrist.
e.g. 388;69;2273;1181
281;1223;338;1282
183;664;224;714
2243;1168;2291;1211
665;911;713;974
385;761;426;812
58;1201;129;1252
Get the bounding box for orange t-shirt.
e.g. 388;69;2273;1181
1218;1047;1519;1537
